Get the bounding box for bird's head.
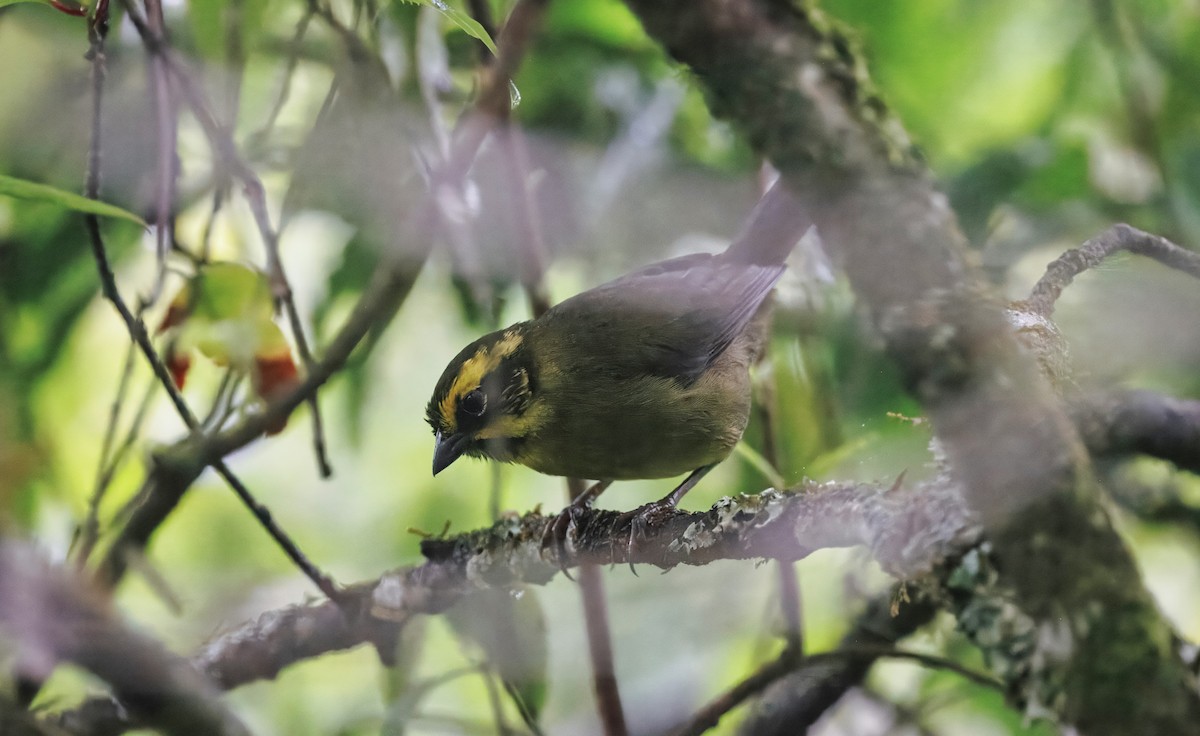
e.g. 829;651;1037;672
425;325;538;475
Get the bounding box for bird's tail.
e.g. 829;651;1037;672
722;177;814;267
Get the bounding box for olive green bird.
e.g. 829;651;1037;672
426;182;808;525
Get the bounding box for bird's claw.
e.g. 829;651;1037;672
541;501;593;581
542;480;612;581
615;499;677;575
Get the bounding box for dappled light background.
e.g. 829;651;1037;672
1;0;1198;734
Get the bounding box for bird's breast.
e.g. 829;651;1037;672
516;349;753;480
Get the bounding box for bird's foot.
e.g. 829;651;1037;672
541;504;587;580
615;498;679;575
540;480;611;580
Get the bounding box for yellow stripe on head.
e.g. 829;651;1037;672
437;329;524;428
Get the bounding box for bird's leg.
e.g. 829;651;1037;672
542;479;613;577
618;464;715;573
573;478;615;509
661;464;715;507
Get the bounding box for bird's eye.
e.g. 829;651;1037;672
460;389;487;417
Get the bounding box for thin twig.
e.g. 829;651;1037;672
479;665;516;736
218;0;245;127
77;375;158;566
144;0;177;304
673;647;1000;736
201;371;250;434
84;5;337;600
253;9;314;144
1025;223;1200;317
465;0;550;314
91;0;552;601
99;379;158;487
86;221;339;599
83;201;337;596
198;187;224;263
776;562;803;655
76;0;179;564
417;6;498;320
77;0;121;572
483;3;626;725
500;125;551;316
121;0;334;478
78;330;141;567
672;648;799;736
568;480;629;736
578;561;629;736
466;0;499;64
1087;0;1192;242
753;325;804;656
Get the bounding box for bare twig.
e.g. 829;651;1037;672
729;593;938;736
500;124;552;316
679;647;998;736
253;9;315;144
753;329;805;656
121;0;334;478
1025;223;1200;318
76;374;157;567
82;7;337;598
497;46;627;732
83;205;337;597
198;187;225;263
570;483;629;736
93;0;553;600
775;562;803;655
200;370;239;430
672;648;801;736
143;0;177;303
77;332;141;567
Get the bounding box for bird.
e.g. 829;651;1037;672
425;180;809;547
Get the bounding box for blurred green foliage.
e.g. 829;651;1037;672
0;0;1198;733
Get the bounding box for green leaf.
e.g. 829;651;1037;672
188;262;275;323
0;174;146;227
398;0;497;54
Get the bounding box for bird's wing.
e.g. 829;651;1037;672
546;253;785;384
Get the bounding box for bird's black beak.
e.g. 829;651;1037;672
432;431;469;476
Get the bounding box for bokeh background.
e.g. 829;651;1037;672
1;0;1198;733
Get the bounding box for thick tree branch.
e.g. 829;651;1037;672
1073;389;1200;474
0;542;249;736
217;483;976;678
59;480;969;728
